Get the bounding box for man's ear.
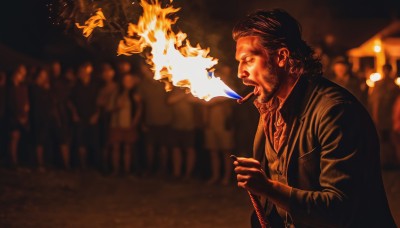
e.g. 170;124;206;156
276;48;289;68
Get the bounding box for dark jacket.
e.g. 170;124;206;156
252;76;396;227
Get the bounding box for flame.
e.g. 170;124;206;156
75;9;106;37
117;0;240;101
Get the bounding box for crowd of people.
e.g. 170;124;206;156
0;53;399;182
0;59;259;184
327;56;400;168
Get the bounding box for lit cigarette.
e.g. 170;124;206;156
237;92;255;104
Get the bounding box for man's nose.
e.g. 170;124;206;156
237;64;247;79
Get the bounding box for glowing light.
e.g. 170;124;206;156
75;9;106;37
116;0;240;101
373;45;381;53
395;77;400;87
366;72;382;88
370;72;382;82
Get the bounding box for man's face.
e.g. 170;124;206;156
52;62;61;77
235;36;279;103
333;63;348;79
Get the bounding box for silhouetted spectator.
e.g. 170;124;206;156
203;65;235;185
233;86;259;158
7;65;30;168
0;71;7;164
64;67;77;88
50;61;72;170
69;62;101;170
30;68;52;172
331;57;367;106
393;94;400;166
115;60;132;82
370;64;400;167
313;46;331;78
108;73;142;175
138;61;172;175
97;63;118;173
167;88;198;179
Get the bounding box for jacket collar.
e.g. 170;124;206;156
279;75;312;121
254;75;315;122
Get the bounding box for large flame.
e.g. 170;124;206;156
117;0;240;101
75;9;106;37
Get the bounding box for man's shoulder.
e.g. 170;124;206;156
302;76;364;117
310;76;358;105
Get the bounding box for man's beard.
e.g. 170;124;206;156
258;67;280;103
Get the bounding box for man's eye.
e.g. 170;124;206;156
245;57;254;63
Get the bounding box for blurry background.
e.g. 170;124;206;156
1;0;399;68
0;0;399;227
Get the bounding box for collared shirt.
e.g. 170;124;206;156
254;75;301;154
254;97;286;152
253;77;300;223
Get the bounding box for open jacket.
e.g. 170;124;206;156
252;76;396;227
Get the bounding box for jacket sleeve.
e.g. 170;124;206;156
288;101;365;227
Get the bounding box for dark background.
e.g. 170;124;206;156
0;0;399;69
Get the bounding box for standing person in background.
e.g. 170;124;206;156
331;56;368;107
393;94;400;167
370;64;400;168
138;61;172;176
108;73;142;176
204;65;235;185
167;88;197;180
233;85;259;158
69;62;101;171
50;61;72;170
97;63;118;174
64;67;77;88
115;60;132;82
0;71;7;165
30;68;52;172
7;65;30;169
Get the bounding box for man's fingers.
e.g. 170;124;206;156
233;157;261;168
237;181;250;190
236;174;250;182
234;166;262;175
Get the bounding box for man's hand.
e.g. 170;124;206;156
233;157;271;197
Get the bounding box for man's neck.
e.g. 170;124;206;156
276;73;300;101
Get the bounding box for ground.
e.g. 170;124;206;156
0;168;399;227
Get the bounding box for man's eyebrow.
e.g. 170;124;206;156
237;53;254;61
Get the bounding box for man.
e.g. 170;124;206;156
331;56;367;107
369;64;400;168
69;62;101;170
50;61;72;170
138;61;172;176
232;9;396;227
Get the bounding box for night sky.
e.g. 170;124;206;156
0;0;399;66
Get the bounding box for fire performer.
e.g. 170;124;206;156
232;9;396;227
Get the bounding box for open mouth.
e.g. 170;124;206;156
242;79;260;96
253;86;260;96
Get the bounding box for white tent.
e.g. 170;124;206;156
348;20;400;75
